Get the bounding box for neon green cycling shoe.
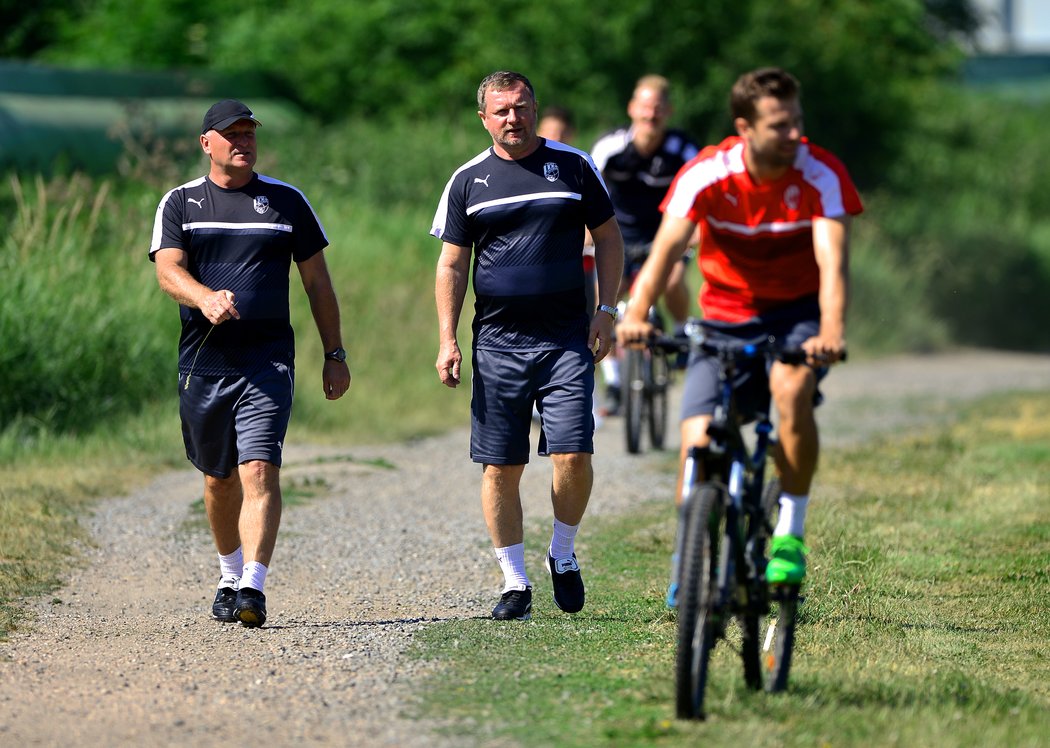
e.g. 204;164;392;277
767;534;808;585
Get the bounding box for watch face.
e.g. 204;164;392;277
326;348;346;362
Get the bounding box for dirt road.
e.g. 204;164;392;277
0;350;1046;746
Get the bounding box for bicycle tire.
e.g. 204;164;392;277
624;347;645;454
740;476;779;690
757;475;798;692
674;484;724;720
647;351;669;450
762;586;799;692
762;477;781;536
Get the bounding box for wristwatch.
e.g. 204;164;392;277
324;347;347;363
597;304;619;321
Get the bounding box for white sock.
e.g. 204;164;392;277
601;356;621;387
549;519;579;560
774;492;809;538
240;561;269;593
218;547;243;588
494;544;530;592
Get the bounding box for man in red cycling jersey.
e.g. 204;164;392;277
617;67;862;588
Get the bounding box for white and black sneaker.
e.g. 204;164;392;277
545;552;585;613
491;586;532;621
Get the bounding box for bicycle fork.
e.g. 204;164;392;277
667;447;704;607
668;446;732;608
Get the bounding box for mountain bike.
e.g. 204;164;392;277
653;326;810;720
620;302;673;454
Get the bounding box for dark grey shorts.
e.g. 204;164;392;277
470;346;594;465
178;362;294;478
680;297;827;423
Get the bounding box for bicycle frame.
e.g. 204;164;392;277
675;343;777;615
666;326;822;718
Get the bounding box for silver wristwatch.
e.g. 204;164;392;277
597;304;619;321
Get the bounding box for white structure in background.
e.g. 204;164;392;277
972;0;1050;51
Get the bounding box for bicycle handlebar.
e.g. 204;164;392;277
644;329;845;366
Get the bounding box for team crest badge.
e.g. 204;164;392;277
543;162;560;182
253;195;270;214
783;185;801;212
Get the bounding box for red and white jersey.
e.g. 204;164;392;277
661;135;863;322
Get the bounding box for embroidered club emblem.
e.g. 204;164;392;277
543;162;560;182
783;185;801;212
253;195;270;214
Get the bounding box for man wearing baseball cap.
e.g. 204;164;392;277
200;98;263;134
149;99;352;628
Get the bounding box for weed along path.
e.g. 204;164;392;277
0;349;1047;746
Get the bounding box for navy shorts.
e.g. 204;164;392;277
178;362;294;478
470;346;594;465
680;297;827;423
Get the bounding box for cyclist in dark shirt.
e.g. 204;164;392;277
591;75;700;414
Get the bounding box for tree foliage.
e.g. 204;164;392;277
15;0;977;186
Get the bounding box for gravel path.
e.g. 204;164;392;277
1;350;1047;746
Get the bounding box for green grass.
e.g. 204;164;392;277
408;392;1050;747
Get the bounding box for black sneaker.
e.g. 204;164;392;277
545;552;585;613
211;585;238;623
235;587;267;628
491;586;532;621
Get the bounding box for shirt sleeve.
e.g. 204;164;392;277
581;153;615;230
291;192;330;263
148;187;186;260
431;173;471;247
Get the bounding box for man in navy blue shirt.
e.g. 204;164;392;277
432;71;624;620
151;99;351;628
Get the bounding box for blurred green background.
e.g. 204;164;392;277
2;0;1048;457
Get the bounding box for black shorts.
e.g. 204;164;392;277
680;297;827;423
178;362;294;478
470;346;594;464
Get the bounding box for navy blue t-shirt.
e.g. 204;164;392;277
431;140;615;351
149;173;328;376
590;127;699;246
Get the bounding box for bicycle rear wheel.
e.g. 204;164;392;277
741;477;781;689
623;347;645;454
762;477;781;534
757;475;799;692
762;586;799;692
647;351;669;450
674;484;725;720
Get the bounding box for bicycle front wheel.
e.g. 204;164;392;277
623;347;645;454
674;484;725;720
647;351;669;450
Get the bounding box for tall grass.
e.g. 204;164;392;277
0;172;174;443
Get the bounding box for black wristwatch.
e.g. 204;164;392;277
324;347;347;363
